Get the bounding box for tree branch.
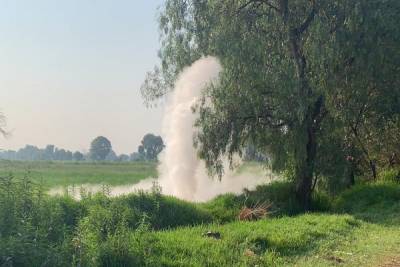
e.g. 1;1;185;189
260;0;280;13
237;1;254;14
279;0;288;22
237;114;286;129
237;0;281;15
296;1;317;34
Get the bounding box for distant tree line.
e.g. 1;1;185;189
0;144;84;161
0;133;164;162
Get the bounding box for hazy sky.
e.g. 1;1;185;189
0;0;165;154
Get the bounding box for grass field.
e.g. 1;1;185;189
150;214;400;266
0;160;157;188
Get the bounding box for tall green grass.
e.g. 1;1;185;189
1;168;400;266
334;182;400;225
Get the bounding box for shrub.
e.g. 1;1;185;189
202;181;332;223
116;191;213;230
310;191;332;212
74;209;159;267
246;181;302;215
0;175;79;266
334;182;400;224
334;183;400;212
201;193;244;222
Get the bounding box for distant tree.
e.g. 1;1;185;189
130;152;143;161
0;150;16;160
73;151;84;161
105;150;118;161
66;151;73;161
118;154;130;162
18;145;40;161
138;145;145;156
138;133;164;161
0;142;77;161
89;136;112;161
54;148;70;161
44;145;55;160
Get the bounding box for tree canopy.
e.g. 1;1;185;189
73;151;84;161
142;0;400;209
89;136;112;161
138;133;165;161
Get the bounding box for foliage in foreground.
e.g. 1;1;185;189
0;171;399;266
0;174;212;266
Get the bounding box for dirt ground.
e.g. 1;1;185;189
378;256;400;267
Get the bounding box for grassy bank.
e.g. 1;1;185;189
0;165;399;266
0;160;157;188
150;214;400;266
147;182;400;266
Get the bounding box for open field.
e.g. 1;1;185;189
0;160;157;188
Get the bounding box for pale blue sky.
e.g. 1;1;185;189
0;0;165;154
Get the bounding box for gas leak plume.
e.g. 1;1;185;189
158;57;268;201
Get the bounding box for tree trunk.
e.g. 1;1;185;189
345;149;356;188
295;118;317;210
295;95;324;210
369;159;377;180
282;2;320;210
295;165;313;211
346;166;355;188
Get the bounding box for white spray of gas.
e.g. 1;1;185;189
158;56;269;202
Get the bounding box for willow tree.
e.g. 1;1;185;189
142;0;400;209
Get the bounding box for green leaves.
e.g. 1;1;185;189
145;0;400;203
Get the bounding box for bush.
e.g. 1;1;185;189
334;183;400;212
204;181;303;219
201;193;244;223
115;191;213;230
74;205;160;267
0;175;80;266
246;181;302;215
334;182;400;224
310;191;332;212
202;181;332;223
